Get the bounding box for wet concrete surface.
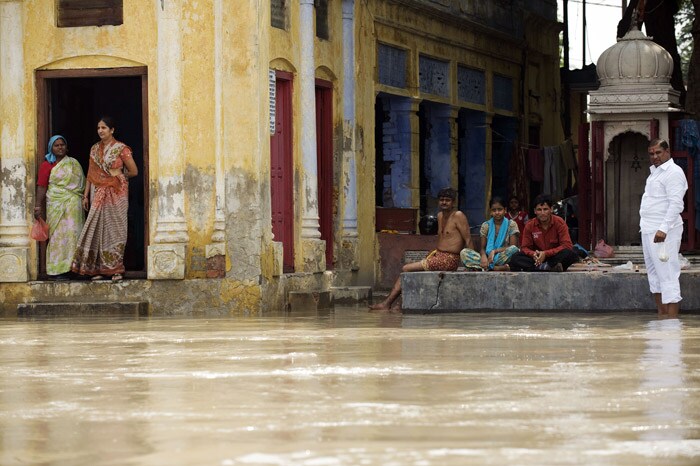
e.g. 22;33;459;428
1;309;699;465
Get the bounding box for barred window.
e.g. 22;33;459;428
57;0;123;28
315;0;329;40
271;0;288;30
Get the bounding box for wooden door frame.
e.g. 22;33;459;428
591;120;605;243
315;78;333;269
577;122;591;249
35;67;149;278
271;70;295;273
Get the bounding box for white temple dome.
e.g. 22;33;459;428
596;26;674;87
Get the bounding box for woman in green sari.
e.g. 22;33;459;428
34;135;86;280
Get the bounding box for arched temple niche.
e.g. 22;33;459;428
605;130;650;246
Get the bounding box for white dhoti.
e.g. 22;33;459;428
641;226;683;304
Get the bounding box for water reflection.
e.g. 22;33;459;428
639;319;687;441
0;311;699;466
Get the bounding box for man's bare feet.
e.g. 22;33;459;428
368;302;391;312
493;264;510;271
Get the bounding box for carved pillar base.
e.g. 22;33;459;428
205;243;226;279
300;238;326;273
336;237;359;271
0;247;28;282
147;244;186;280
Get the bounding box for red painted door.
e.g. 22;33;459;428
315;81;333;268
271;73;294;272
591;121;605;243
577;122;591;249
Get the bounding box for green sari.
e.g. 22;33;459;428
46;156;85;275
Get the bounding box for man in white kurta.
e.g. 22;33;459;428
640;139;688;318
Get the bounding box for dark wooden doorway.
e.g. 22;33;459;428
270;71;294;272
36;67;149;278
315;80;333;269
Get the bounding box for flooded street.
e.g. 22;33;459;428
1;310;699;465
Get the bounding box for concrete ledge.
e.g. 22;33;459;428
331;286;372;305
17;301;149;317
401;271;700;313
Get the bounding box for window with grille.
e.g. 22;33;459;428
315;0;329;40
271;0;288;30
57;0;123;28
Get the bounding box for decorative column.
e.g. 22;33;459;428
148;0;189;280
205;0;226;278
0;0;29;282
299;0;325;272
338;0;358;269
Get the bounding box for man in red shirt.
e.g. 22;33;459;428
509;194;578;272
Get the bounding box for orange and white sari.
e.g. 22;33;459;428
72;139;133;276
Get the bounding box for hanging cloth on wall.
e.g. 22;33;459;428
508;146;530;210
527;148;544;182
543;145;567;199
560;139;577;172
553;145;566;199
543;146;556;196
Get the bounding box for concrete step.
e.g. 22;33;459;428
287;290;333;313
401;270;700;313
331;286;372;305
17;301;149;317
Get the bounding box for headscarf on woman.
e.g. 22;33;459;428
45;135;67;163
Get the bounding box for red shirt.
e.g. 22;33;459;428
520;214;573;259
37;160;57;187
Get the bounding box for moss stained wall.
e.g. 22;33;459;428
14;1;269;310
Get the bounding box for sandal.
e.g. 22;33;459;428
111;274;123;282
91;275;105;281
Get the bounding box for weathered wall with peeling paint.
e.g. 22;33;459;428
1;0;272;312
0;0;562;314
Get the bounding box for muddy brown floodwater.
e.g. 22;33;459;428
0;309;699;465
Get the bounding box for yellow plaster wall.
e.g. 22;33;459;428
20;1;246;279
20;1;154;278
181;0;217;274
524;17;565;146
224;0;270;293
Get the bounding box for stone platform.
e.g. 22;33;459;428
400;269;700;314
17;301;149;317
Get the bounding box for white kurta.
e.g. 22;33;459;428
639;158;688;304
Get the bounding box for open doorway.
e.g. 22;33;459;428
605;132;648;246
36;68;149;278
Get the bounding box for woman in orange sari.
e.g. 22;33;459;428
72;117;138;281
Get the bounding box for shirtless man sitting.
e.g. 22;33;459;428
369;187;473;311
